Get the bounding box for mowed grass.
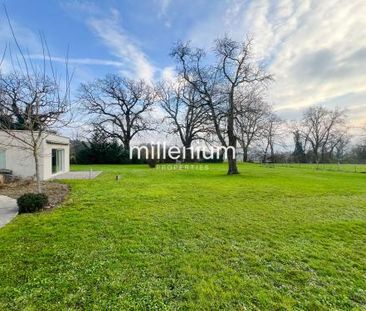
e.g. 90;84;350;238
269;163;366;173
0;163;365;310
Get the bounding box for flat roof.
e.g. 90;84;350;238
46;140;69;146
0;130;70;140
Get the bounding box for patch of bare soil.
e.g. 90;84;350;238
0;180;69;209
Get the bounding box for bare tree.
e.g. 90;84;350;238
0;72;71;193
348;130;366;163
157;79;208;161
332;134;350;163
79;74;156;150
172;36;272;174
235;89;270;162
292;129;306;163
262;113;282;163
300;106;347;164
0;12;71;193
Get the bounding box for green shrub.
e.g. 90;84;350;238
17;193;48;214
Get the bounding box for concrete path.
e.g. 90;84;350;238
0;195;18;228
51;171;102;180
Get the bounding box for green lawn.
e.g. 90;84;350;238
268;163;366;173
0;163;365;310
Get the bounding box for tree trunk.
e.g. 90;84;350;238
263;142;269;163
184;144;193;162
123;140;130;151
314;147;320;169
270;143;274;162
227;89;239;175
227;149;239;175
320;147;326;163
182;138;193;162
243;147;248;162
227;133;239;175
33;149;42;193
314;148;319;165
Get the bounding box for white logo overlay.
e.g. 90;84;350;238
130;142;236;161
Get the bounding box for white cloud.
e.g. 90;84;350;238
87;9;155;82
153;0;172;28
188;0;366;122
160;66;176;82
27;54;124;67
154;0;171;17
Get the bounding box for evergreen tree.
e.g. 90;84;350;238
73;128;137;164
292;130;306;163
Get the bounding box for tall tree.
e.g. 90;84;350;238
0;71;71;192
0;12;71;193
79;74;156;150
332;134;349;163
236;89;270;162
349;143;366;163
262;113;282;163
157;79;208;161
292;130;306;163
300;106;346;164
73;127;129;164
172;36;272;174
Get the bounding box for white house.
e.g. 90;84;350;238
0;130;70;180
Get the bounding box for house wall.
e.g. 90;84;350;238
41;133;70;180
0;131;70;180
0;131;37;178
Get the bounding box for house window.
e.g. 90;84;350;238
52;149;64;174
0;149;6;169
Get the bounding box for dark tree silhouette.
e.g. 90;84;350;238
79;74;156;150
172;36;272;174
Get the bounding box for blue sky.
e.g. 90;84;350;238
1;0;366;128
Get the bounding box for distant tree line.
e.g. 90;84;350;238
1;29;365;176
76;35;365;169
78;36;275;173
70;128;223;165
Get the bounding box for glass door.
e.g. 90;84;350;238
52;149;64;174
52;149;57;173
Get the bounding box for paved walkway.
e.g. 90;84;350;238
0;195;18;228
51;171;102;180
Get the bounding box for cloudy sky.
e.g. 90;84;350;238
1;0;366;127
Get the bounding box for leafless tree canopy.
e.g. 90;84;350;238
156;79;209;158
261;113;283;163
0;72;70;131
235;88;271;161
172;36;273;174
299;106;347;163
79;74;156;150
0;40;71;193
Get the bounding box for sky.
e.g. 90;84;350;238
0;0;366;133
